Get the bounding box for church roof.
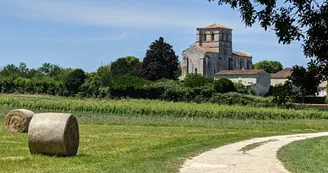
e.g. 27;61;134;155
198;23;232;30
271;68;293;78
192;46;252;58
215;69;266;76
196;46;219;53
232;51;252;57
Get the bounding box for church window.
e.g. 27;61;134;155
213;69;216;74
228;59;233;70
195;68;198;73
203;32;207;41
211;32;215;41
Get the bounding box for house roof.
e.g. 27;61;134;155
215;69;266;76
198;23;232;30
271;68;293;78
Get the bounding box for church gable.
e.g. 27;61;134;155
183;45;206;56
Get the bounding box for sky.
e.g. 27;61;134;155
0;0;310;72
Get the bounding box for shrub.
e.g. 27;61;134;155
110;74;153;98
214;78;236;93
183;73;213;87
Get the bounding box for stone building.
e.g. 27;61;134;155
181;23;253;79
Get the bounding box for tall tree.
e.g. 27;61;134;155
289;60;322;96
207;0;328;78
110;56;140;77
254;60;283;73
64;69;87;95
142;37;179;81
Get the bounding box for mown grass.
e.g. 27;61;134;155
2;103;328;172
278;136;328;173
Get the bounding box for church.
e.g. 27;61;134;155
181;24;253;79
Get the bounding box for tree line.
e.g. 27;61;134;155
0;37;241;102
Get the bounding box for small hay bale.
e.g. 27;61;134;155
28;113;79;157
4;109;35;133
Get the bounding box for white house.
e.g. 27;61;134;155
271;68;327;97
271;68;293;86
214;69;270;96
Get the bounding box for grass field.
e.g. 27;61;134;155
278;136;328;173
2;94;328;172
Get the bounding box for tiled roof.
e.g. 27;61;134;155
271;68;293;78
194;46;252;58
199;23;232;30
232;51;252;57
196;46;219;53
215;69;266;76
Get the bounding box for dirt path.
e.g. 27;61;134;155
180;132;328;173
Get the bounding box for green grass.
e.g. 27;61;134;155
2;107;328;172
278;136;328;173
2;94;328;172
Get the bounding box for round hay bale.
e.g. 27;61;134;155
4;109;35;133
28;113;79;157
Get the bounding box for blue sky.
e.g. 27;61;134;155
0;0;309;72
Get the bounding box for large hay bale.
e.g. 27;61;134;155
5;109;35;133
28;113;79;157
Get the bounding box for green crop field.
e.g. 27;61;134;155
1;94;328;173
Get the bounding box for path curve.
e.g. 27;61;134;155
180;132;328;173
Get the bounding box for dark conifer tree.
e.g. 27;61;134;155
142;37;179;81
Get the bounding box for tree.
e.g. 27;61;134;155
97;63;112;86
288;61;322;97
0;64;20;79
207;0;328;78
65;69;87;95
142;37;179;81
111;56;140;77
183;73;213;87
253;60;283;73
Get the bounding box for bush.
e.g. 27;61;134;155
183;73;213;87
268;82;295;108
234;82;247;93
110;74;153;98
214;78;236;93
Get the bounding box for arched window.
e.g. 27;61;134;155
213;69;216;74
203;32;207;41
211;32;215;41
195;68;198;73
226;33;230;42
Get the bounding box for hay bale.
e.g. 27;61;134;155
28;113;79;157
4;109;35;133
